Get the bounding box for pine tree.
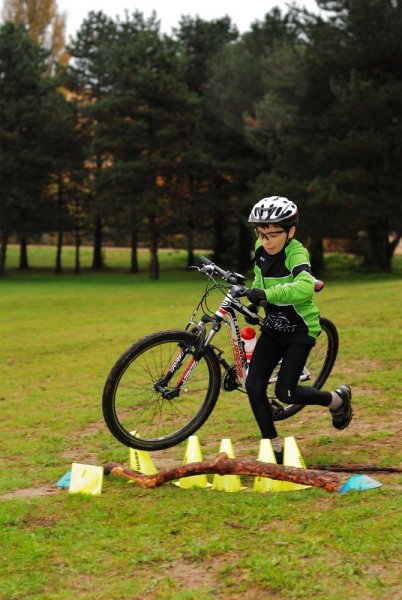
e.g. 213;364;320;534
0;23;55;275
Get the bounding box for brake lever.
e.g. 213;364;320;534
200;264;215;275
188;264;215;276
230;284;248;297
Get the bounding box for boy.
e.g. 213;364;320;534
245;196;352;463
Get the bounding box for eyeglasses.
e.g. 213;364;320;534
255;229;287;241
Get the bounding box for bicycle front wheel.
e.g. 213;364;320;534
102;330;221;451
271;317;339;421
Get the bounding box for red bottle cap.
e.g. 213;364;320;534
241;327;256;340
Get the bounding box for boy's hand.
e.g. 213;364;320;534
245;304;259;325
246;288;266;305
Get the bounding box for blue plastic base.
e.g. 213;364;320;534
339;474;382;493
56;470;71;488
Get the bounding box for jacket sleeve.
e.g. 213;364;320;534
251;265;264;289
265;271;315;304
265;246;315;304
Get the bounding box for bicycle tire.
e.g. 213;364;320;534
271;317;339;421
102;329;221;451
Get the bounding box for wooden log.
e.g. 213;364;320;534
104;452;343;492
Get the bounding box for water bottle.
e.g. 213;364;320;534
241;327;257;363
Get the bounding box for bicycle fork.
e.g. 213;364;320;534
153;329;207;400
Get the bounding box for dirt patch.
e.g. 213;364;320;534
76;420;106;437
20;515;58;528
165;558;218;591
154;552;284;599
59;418;107;466
0;484;61;501
61;448;99;464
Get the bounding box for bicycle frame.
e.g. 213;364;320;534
201;288;263;387
156;285;259;400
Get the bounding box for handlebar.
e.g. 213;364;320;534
198;256;246;286
194;255;324;295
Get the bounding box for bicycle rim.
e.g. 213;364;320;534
102;330;221;450
271;317;339;421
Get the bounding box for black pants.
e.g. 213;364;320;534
245;330;332;439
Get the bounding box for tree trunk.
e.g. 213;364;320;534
149;217;159;279
19;236;29;269
362;219;391;271
186;222;195;268
309;236;324;276
130;229;139;274
55;229;63;274
212;209;226;264
74;223;81;275
187;247;195;269
236;219;253;273
55;176;63;274
387;233;401;268
0;228;7;277
92;215;104;270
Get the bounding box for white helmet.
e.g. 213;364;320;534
248;196;298;227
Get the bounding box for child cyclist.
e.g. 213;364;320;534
245;196;352;463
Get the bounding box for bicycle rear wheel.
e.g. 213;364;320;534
102;330;221;450
271;317;339;421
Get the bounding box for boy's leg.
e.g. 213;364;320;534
245;332;284;441
275;342;332;406
275;342;353;429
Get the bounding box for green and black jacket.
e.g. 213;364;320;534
251;238;321;343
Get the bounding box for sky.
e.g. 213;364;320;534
58;0;322;40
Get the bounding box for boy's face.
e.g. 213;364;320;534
256;224;295;255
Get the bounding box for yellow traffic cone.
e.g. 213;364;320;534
177;435;210;489
253;439;283;493
276;436;310;492
212;439;242;492
128;431;158;477
129;447;158;475
69;463;104;496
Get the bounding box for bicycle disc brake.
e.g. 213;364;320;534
222;365;241;391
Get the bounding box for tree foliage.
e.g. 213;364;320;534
0;23;53;273
245;0;402;270
1;1;401;277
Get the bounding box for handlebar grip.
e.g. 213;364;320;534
197;256;246;285
199;255;213;266
198;255;231;280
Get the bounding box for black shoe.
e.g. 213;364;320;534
331;384;353;430
274;449;284;465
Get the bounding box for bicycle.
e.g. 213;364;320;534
102;256;339;451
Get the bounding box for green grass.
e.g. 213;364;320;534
0;247;401;599
4;243;191;272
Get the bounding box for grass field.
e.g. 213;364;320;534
1;246;401;599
